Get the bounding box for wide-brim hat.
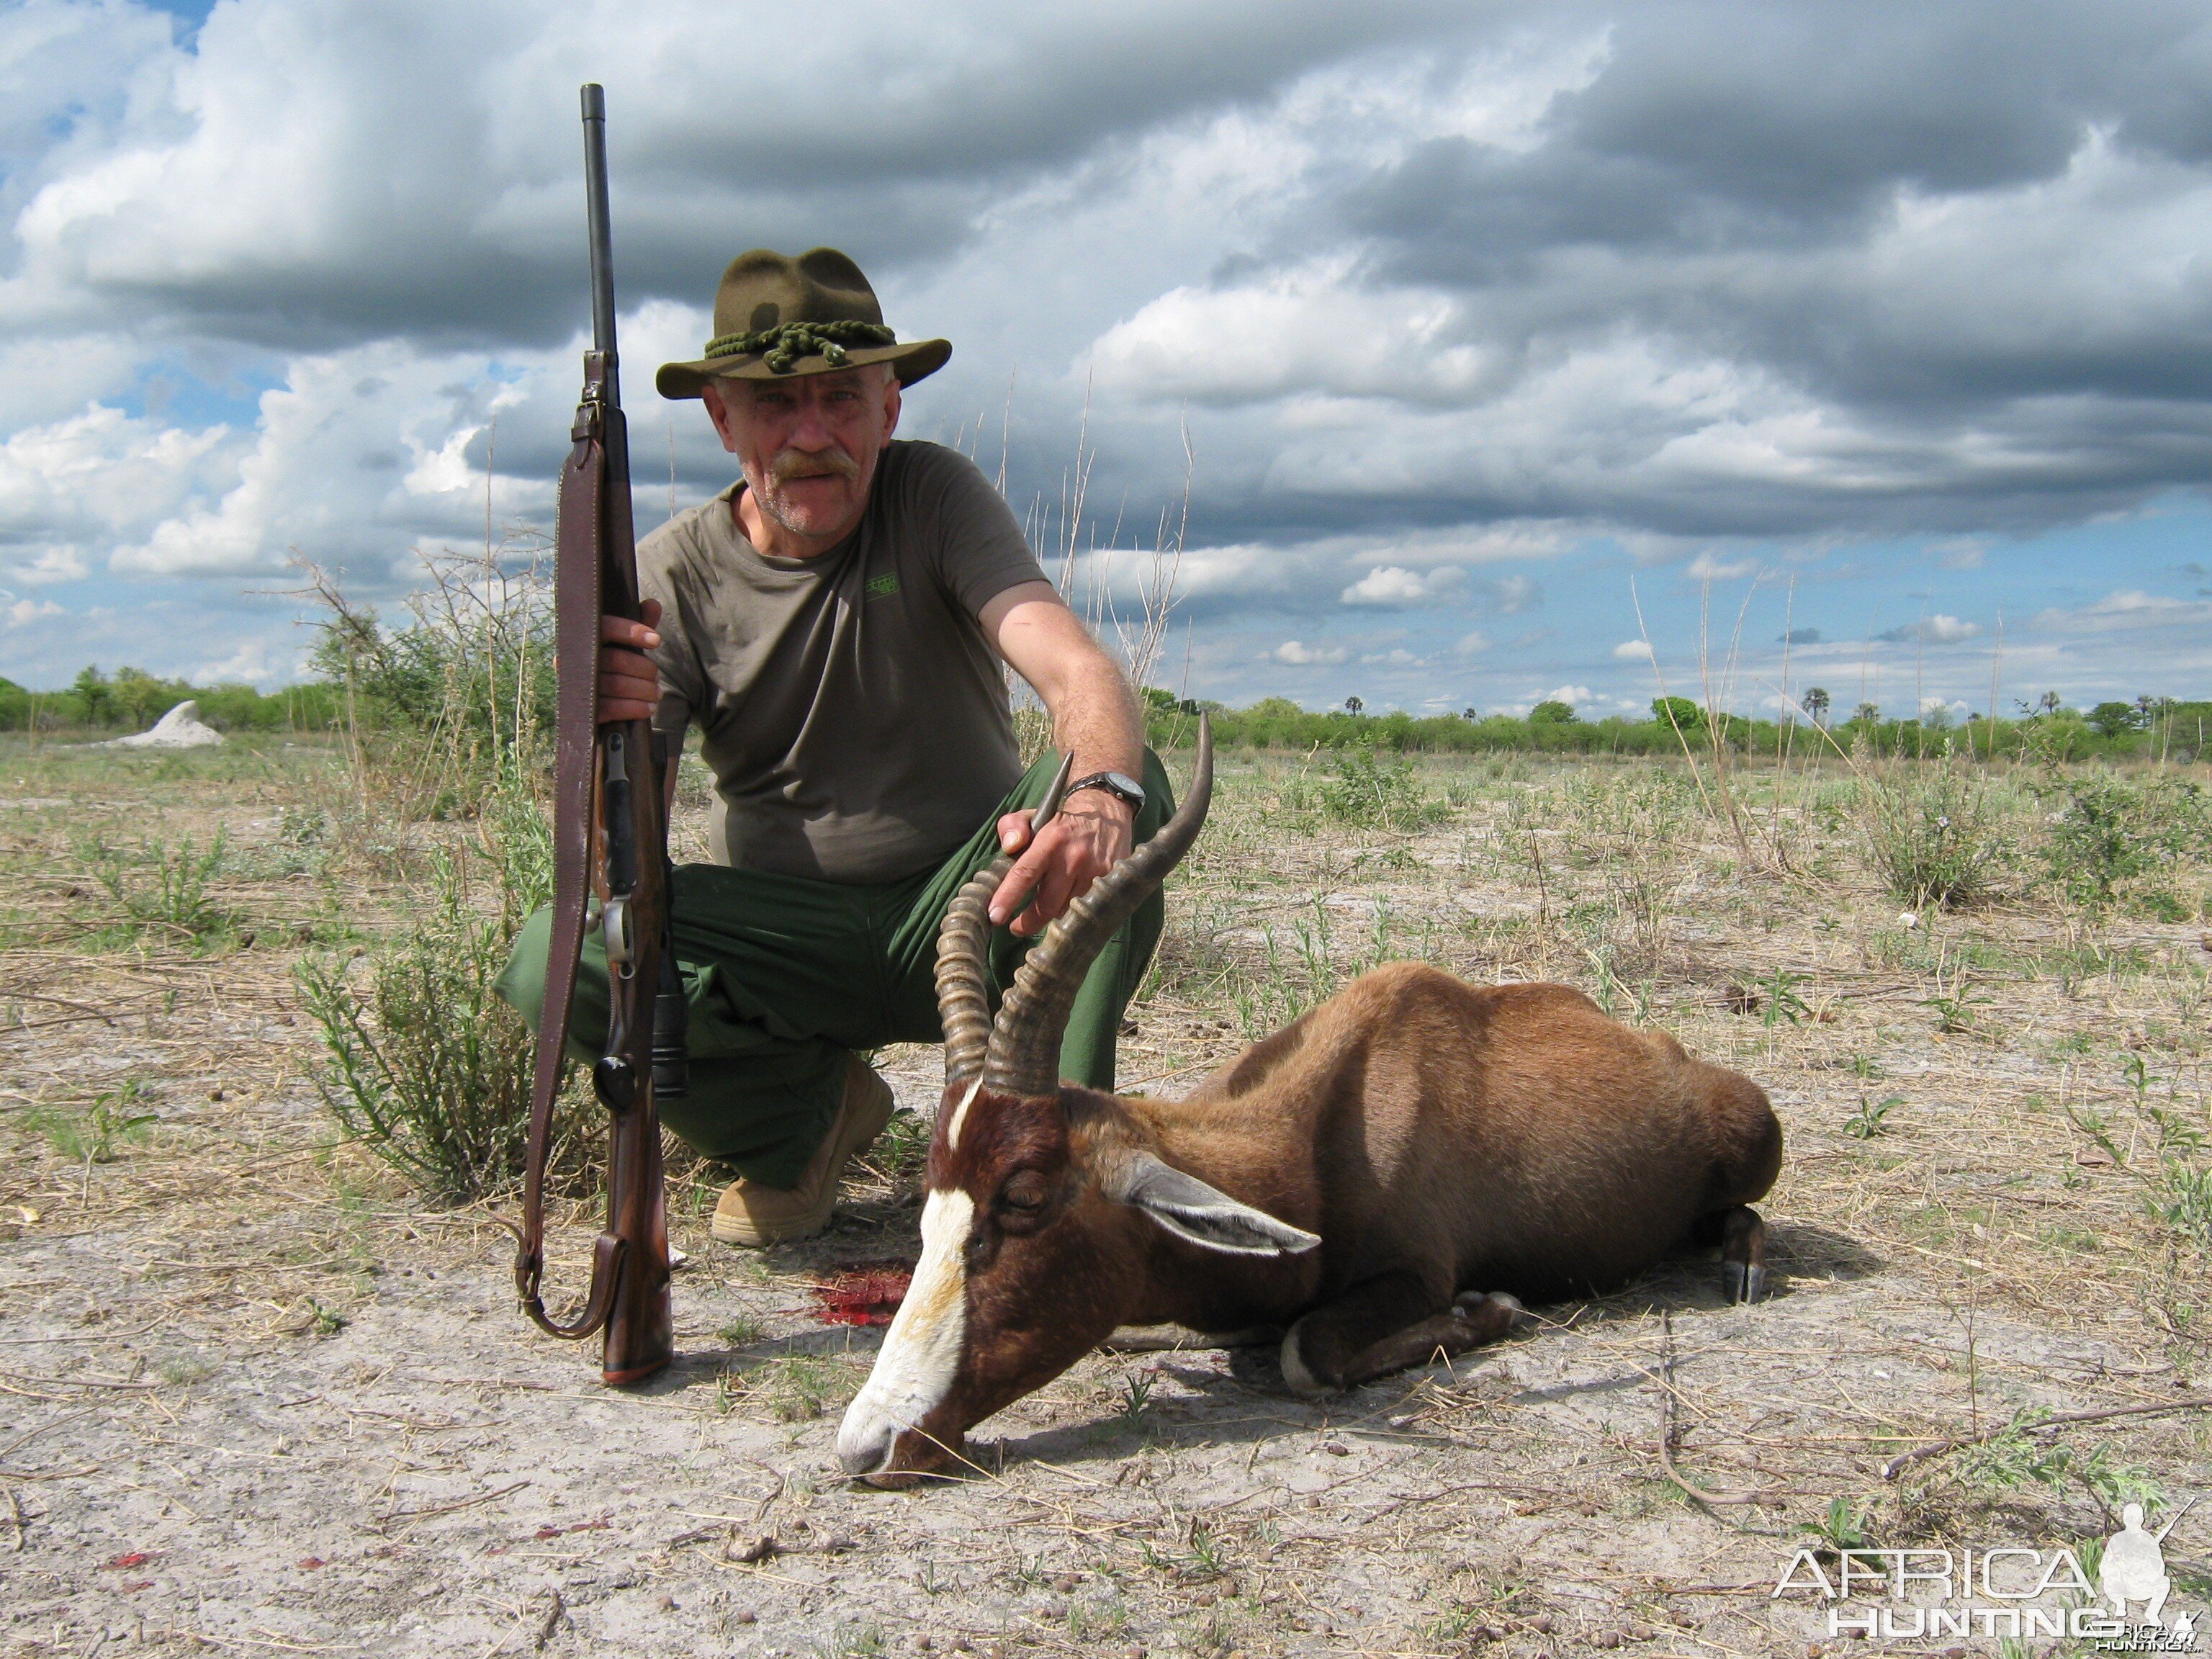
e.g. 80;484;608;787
655;247;950;400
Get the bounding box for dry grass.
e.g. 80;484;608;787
1;732;2208;1658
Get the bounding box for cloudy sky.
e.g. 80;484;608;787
3;0;2212;717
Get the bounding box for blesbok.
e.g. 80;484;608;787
837;721;1783;1485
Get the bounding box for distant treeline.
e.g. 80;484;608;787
1;666;341;734
10;665;2212;765
1138;690;2212;763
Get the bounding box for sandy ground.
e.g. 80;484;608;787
3;738;2209;1658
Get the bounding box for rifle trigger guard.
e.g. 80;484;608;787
602;894;633;968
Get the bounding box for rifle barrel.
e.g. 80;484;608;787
580;83;619;403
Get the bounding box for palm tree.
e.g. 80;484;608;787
1801;687;1831;725
1344;696;1364;716
1852;701;1881;725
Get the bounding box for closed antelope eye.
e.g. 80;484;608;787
999;1171;1049;1212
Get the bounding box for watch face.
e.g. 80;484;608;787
1071;771;1145;809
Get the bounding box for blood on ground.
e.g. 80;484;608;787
810;1261;914;1326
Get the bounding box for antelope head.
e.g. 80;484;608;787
836;721;1318;1485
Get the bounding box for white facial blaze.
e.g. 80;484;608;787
835;1186;974;1473
944;1079;981;1151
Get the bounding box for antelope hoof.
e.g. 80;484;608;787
1444;1291;1527;1346
1722;1260;1768;1305
1279;1321;1335;1400
1455;1290;1527;1328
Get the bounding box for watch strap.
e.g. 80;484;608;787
1065;770;1146;811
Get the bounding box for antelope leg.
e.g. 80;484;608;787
1710;1205;1769;1304
1102;1324;1280;1353
1280;1272;1444;1398
1338;1292;1527;1389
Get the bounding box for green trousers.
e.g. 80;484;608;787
495;749;1174;1188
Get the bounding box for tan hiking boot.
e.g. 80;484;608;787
711;1058;896;1246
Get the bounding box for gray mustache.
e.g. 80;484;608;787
768;448;860;487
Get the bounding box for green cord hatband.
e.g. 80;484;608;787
701;320;898;374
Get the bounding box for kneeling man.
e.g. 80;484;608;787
499;247;1172;1245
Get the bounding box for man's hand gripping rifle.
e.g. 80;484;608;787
513;84;688;1387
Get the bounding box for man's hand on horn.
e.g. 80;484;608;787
979;580;1150;938
989;793;1136;939
600;598;664;723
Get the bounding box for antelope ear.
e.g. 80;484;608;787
1110;1153;1321;1256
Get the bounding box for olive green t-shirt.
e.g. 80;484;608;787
639;440;1048;884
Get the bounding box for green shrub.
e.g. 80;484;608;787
1316;747;1447;830
300;766;573;1203
2039;777;2206;909
25;1080;158;1164
1861;771;2006;910
81;831;238;948
2132;889;2193;923
300;855;529;1203
2154;1162;2212;1251
2045;779;2149;907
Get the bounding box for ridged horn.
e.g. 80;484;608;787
935;751;1076;1088
982;716;1213;1098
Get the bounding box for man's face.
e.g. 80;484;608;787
702;365;901;547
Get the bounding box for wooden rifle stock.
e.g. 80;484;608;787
513;83;680;1388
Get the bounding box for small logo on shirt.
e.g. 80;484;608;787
865;572;899;601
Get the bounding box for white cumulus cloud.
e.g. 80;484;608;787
6;596;65;627
1685;552;1762;582
1925;613;1981;642
111;339;562;578
1874;613;1983;644
1340;563;1465;606
1270;639;1347;665
1092;256;1493;406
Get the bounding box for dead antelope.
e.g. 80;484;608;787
837;721;1783;1485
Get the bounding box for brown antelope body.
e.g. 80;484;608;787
837;724;1782;1485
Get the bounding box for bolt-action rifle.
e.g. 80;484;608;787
513;83;688;1386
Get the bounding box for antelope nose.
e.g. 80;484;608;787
835;1396;894;1476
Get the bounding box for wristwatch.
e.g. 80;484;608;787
1065;770;1146;812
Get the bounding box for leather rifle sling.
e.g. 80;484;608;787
514;396;622;1339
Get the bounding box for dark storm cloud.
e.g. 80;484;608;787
617;2;1467;189
1352;1;2212;270
1318;2;2212;477
5;0;1466;352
